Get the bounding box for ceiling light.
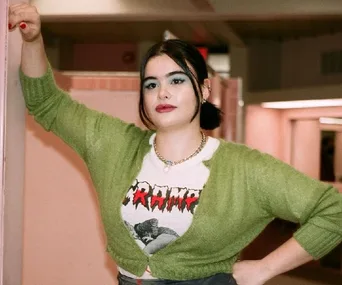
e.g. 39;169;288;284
319;117;342;125
261;99;342;109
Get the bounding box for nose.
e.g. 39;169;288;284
158;85;170;100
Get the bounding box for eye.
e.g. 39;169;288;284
144;82;157;90
143;80;158;90
171;78;185;85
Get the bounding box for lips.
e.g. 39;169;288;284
155;104;177;113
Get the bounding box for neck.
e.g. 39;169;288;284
155;126;204;162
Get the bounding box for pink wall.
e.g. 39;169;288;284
245;105;283;160
283;106;342;120
245;105;342;193
282;106;342;168
23;87;143;285
291;120;321;179
22;71;144;285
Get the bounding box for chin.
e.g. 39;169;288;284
151;113;195;131
153;120;184;131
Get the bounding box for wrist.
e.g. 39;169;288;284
258;259;276;282
23;33;43;45
21;33;48;77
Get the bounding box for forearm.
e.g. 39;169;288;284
21;34;48;77
260;237;313;281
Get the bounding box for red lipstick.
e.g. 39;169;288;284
155;104;177;113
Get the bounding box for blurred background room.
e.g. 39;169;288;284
1;0;342;284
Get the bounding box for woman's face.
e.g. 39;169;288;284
142;54;200;131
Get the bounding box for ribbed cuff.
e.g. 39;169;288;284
294;223;342;259
19;63;58;105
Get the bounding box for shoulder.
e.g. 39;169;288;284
210;139;279;168
94;113;149;137
86;111;153;150
214;139;255;158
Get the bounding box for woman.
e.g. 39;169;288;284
8;3;342;285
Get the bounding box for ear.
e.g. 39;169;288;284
201;78;211;101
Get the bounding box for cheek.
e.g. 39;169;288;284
143;95;155;114
180;88;198;109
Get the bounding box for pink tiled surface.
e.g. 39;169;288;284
53;70;140;92
70;76;140;91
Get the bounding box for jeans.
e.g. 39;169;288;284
117;272;237;285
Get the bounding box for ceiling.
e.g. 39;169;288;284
40;0;342;48
227;17;342;41
42;17;342;48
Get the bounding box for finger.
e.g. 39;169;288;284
10;7;38;22
8;3;29;16
8;4;28;29
9;3;28;11
8;9;40;30
10;3;29;9
9;21;27;32
10;3;36;15
17;21;40;42
17;21;33;36
19;21;28;31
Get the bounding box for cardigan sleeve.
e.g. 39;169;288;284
19;64;145;162
246;149;342;260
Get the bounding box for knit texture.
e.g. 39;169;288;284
20;66;342;280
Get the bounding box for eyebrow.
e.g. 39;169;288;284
143;71;188;84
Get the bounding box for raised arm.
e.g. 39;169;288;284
8;3;146;162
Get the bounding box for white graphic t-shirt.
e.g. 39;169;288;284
119;134;220;279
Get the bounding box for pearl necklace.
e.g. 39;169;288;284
153;132;207;173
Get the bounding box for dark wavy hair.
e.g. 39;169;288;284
139;39;222;130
